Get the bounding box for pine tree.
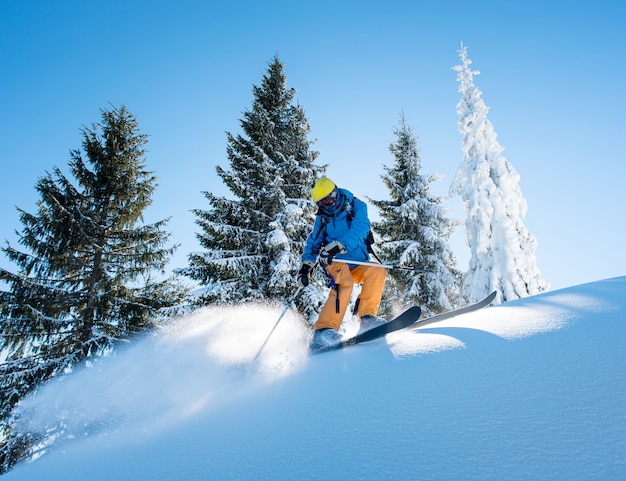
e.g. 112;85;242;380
0;105;184;471
370;114;461;317
177;56;326;319
451;45;548;303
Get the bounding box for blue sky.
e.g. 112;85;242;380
1;0;624;291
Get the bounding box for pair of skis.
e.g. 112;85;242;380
311;291;497;355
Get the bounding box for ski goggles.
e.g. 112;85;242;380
316;189;338;208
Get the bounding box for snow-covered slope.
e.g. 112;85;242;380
5;277;626;480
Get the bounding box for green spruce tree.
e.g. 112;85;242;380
370;114;461;317
0;105;184;471
178;56;325;319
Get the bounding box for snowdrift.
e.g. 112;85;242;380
5;277;626;481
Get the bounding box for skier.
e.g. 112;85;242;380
297;177;387;350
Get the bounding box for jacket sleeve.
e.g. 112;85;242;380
337;198;370;253
301;215;325;264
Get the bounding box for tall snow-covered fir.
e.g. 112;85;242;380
370;114;461;317
177;56;326;319
451;45;548;303
0;105;184;472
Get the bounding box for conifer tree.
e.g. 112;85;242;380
451;45;548;303
0;105;184;471
370;114;461;317
178;56;325;319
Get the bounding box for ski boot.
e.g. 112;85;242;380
310;328;342;351
358;315;387;334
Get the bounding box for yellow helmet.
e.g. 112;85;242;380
311;177;336;202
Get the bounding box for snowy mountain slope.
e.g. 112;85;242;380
5;277;626;480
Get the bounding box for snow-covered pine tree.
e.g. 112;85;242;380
451;45;548;303
178;56;325;319
0;105;184;471
370;114;461;317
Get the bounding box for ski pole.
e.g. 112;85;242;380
252;286;304;363
332;258;434;273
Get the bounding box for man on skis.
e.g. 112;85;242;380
297;177;387;350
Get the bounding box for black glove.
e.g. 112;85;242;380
297;261;315;287
319;241;346;267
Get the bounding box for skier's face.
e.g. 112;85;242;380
317;189;342;213
316;189;338;208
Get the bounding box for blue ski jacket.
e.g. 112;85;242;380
302;188;371;266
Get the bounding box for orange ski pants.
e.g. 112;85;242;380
314;261;386;332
